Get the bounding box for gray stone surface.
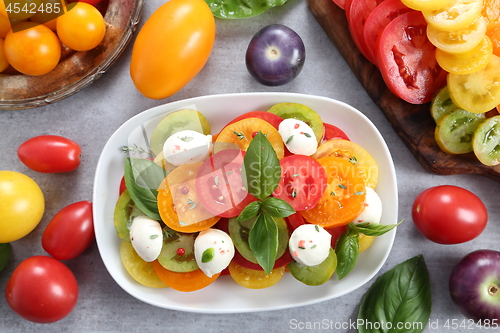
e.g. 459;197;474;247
1;0;499;332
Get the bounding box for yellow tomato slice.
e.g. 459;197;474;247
448;54;500;113
435;35;493;74
427;16;487;54
422;0;483;31
228;261;285;289
401;0;453;11
120;241;168;288
214;118;284;159
311;139;379;189
301;157;366;228
157;163;220;233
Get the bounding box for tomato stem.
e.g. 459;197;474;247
488;284;499;296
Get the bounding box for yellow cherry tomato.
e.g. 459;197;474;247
4;21;60;75
0;170;45;243
422;0;483;31
435;35;493;74
358;233;375;253
130;0;216;99
427;16;487;54
56;2;105;51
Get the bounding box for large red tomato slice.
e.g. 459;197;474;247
377;11;447;104
363;0;414;66
347;0;387;64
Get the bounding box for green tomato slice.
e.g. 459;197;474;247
430;86;457;123
473;115;500;166
435;108;485;154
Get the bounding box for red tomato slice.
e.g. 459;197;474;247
231;248;293;271
285;211;306;230
272;155;327;211
221;111;284;130
326;225;348;248
363;0;415;66
196;149;257;218
377;11;447;104
347;0;387;64
322;122;350;142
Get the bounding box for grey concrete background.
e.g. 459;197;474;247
1;0;499;332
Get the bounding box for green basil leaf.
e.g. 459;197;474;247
248;211;278;275
351;220;403;236
202;248;215;263
0;243;11;272
243;132;281;200
335;225;359;280
261;197;295;218
205;0;288;19
124;157;166;221
237;201;262;221
358;254;432;333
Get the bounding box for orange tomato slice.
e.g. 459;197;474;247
152;260;219;292
214;118;284;159
301;157;366;228
312;139;379;189
157;162;220;233
228;261;285;289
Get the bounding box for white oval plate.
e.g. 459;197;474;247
93;92;398;313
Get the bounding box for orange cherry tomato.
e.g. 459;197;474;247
489;27;500;57
0;38;9;72
157;163;220;233
4;21;60;75
152;260;219;292
130;0;216;99
301;157;366;228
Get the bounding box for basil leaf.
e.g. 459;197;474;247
261;197;295;218
124;157;166;220
358;255;432;333
0;243;11;272
335;225;359;280
248;211;278;275
205;0;288;19
237;201;261;221
243;132;281;200
202;248;215;263
352;220;403;236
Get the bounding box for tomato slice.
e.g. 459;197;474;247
448;54;500;113
301;157;366;228
347;0;387;64
377;11;447;104
120;241;168;288
325;225;348;248
312;139;379;189
228;261;285;289
422;0;483;31
427;16;487;54
435;36;493;75
221;111;284;130
157;163;220;233
472;115;500;165
285;211;306;230
489;27;500;57
272;155;327;211
152;260;219;292
322;122;350;142
214;118;284;159
231;248;293;271
430;86;457;122
482;0;500;33
363;0;415;66
401;0;453;11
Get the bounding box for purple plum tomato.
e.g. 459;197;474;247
411;185;487;244
245;24;305;86
449;249;500;322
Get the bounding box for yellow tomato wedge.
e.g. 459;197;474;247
120;241;168;288
311;139;379;189
435;35;493;74
427;16;487;54
422;0;483;31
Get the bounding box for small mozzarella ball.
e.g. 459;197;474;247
289;224;331;266
194;228;234;278
353;187;382;224
130;215;163;262
163;130;212;166
278;118;317;156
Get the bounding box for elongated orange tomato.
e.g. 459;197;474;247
152;260;219;292
130;0;216;99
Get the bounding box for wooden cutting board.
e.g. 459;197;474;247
308;0;500;182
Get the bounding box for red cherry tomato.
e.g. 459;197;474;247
17;135;81;173
412;185;488;244
42;201;94;260
322;122;350;142
377;11;447;104
5;256;78;323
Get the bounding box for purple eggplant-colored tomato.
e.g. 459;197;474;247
449;249;500;322
245;24;305;86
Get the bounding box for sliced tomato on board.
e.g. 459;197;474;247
363;0;414;66
322;122;350;142
376;11;447;104
347;0;387;64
